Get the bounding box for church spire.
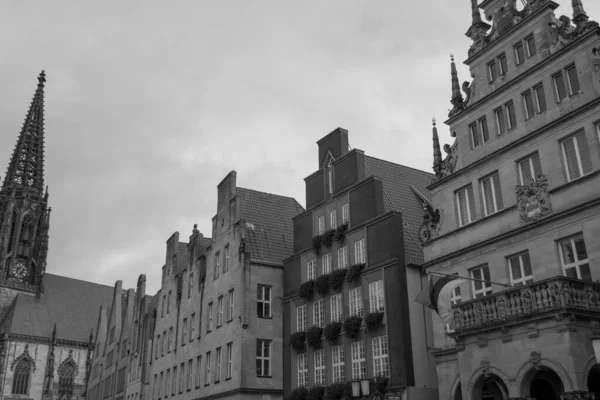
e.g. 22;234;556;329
432;118;442;174
572;0;589;26
2;71;47;194
448;54;465;117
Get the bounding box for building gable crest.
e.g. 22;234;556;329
11;343;36;372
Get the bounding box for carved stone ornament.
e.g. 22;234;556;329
516;175;552;224
548;13;600;54
418;203;444;243
433;141;459;182
11;343;36;372
480;359;490;377
530;351;542;370
559;391;596;400
462;80;474;106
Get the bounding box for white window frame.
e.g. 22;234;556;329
207;303;213;332
351;341;366;380
181;319;187;345
332;345;345;383
558;234;590;280
522;89;534;120
214;253;220;279
297;353;308;388
487;60;497;81
313;299;324;328
187;359;193;390
479;117;489;144
257;285;272;318
318;215;325;235
330;210;337;229
498;53;507;75
525;34;535;57
518;154;539;185
217;296;224;327
354;239;366;264
565;64;580;95
469;122;479;149
514;41;524;65
297;305;307;332
508;252;533;287
226;342;233;379
494;107;505;135
561;132;591;182
215;347;222;383
224;245;230;273
205;352;211;385
228;289;234;321
368;280;385;313
256;339;272;377
307;260;316;281
505;101;515;130
342;203;349;224
349;287;363;317
470;265;492;298
372;335;389;378
330;293;343;323
455;186;473;227
338;246;348;269
314;349;326;386
534;83;545;113
195;356;202;388
480;173;502;216
322;253;332;274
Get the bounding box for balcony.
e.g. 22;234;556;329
451;276;600;336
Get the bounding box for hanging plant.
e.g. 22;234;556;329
290;331;306;353
365;311;385;332
299;280;315;300
369;375;389;396
323;322;343;344
312;235;322;253
315;274;330;296
306;326;323;348
343;315;362;338
325;382;352;400
322;229;335;247
329;269;347;292
289;387;309;400
334;223;348;241
347;263;365;283
307;386;325;400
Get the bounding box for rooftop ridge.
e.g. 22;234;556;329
364;154;435;177
237;186;304;207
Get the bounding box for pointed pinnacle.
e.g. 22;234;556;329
38;71;46;86
450;54;464;103
572;0;589;24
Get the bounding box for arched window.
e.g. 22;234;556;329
17;216;32;257
58;359;76;397
12;359;31;395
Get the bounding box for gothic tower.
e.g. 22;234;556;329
0;71;50;297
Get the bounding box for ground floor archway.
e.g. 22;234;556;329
527;368;564;400
473;374;508;400
453;382;463;400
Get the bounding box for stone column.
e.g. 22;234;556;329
560;391;595;400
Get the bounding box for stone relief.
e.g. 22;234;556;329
433;141;460;183
515;175;552;224
530;351;542;370
418;203;444;243
480;359;490;377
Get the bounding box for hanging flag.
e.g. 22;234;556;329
415;273;468;325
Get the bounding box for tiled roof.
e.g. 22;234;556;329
364;156;434;266
1;273;116;343
237;187;305;264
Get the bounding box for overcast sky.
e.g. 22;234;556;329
1;1;597;295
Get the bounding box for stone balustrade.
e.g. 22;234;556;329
452;276;600;335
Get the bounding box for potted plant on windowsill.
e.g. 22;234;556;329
347;263;365;283
307;386;325;400
323;322;343;344
299;280;315;300
315;274;330;296
306;326;323;348
290;331;306;353
365;311;385;332
312;235;322;253
329;269;346;292
333;223;348;241
322;229;335;247
289;387;308;400
343;315;362;338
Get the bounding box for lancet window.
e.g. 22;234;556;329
12;359;32;395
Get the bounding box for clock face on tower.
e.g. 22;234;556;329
11;261;28;280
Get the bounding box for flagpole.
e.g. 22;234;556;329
428;270;513;288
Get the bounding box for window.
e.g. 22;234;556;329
372;335;390;378
226;342;233;379
167;291;172;313
297;353;308;387
190;313;195;342
487;60;497;81
351;341;366;380
322;253;332;274
517;153;542;185
297;305;307;332
337;246;348;269
207;302;213;332
558;234;591;281
181;318;187;345
342;203;349;224
205;352;211;385
450;273;461;306
561;132;592;181
514;42;525;65
168;327;173;352
257;285;272;318
494;107;506;135
195;356;201;388
179;362;184;393
369;280;385;312
523;90;534;120
332;345;345;383
525;34;536;57
155;336;160;359
187;359;192;390
318;215;325;234
498;53;507;76
171;367;177;395
162;295;166;318
215;347;222;383
480;172;504;216
566;64;581;94
313;300;324;328
153;374;158;400
217;296;224;327
256;339;272;377
224;245;230;273
508;252;533;286
470;265;492;298
228;289;234;321
553;70;567;101
162;332;166;355
554;64;581;101
314;349;326;386
330;210;337;229
12;359;31;395
354;239;366;264
456;185;475;227
596;122;600;143
479;117;490;143
165;369;170;397
349;287;364;317
330;293;343;323
214;252;220;279
505;101;516;130
307;260;316;281
534;83;546;113
469;122;480;149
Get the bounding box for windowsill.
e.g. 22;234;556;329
225;377;231;381
257;375;273;379
215;380;220;384
204;384;210;387
258;316;273;320
549;169;599;194
227;319;232;323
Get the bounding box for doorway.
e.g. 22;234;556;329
529;369;563;400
